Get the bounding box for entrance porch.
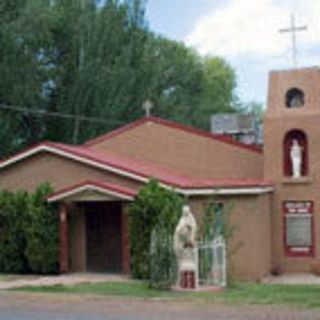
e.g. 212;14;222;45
68;201;129;273
48;181;136;274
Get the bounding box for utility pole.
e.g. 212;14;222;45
73;0;86;144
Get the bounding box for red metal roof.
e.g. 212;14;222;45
84;117;262;154
47;180;137;202
52;142;270;189
0;141;271;190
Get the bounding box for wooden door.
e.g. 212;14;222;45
86;202;122;272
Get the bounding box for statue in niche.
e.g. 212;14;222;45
289;94;304;108
174;205;198;274
286;89;304;108
290;139;303;178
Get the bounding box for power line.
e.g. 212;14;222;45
0;104;125;126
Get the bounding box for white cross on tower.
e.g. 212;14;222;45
279;14;307;68
142;100;154;117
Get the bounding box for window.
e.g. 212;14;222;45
283;201;314;257
202;202;224;239
283;129;308;177
213;202;224;236
286;88;305;108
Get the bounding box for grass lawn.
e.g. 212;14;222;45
12;281;182;299
0;274;20;282
196;283;320;308
11;281;320;309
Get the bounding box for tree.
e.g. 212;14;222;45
0;0;60;154
129;179;183;281
36;0;150;143
139;36;204;125
243;101;264;124
197;56;237;130
0;0;240;157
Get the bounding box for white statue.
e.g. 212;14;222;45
290;139;303;178
289;95;303;108
174;205;197;272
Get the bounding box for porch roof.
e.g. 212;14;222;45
47;180;137;202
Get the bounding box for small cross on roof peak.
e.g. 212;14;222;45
142;100;154;117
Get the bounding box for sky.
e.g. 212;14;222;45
146;0;320;106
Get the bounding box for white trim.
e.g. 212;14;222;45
48;184;134;202
0;144;273;197
175;186;274;196
0;145;148;184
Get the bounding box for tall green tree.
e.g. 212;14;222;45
42;0;150;143
140;36;203;126
0;0;59;153
197;57;237;129
0;0;240;157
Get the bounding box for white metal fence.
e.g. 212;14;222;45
197;236;226;287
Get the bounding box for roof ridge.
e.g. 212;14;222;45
83;116;262;154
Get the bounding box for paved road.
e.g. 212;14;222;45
0;291;319;320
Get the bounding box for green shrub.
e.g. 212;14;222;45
0;190;29;272
24;183;59;274
0;183;58;274
149;227;177;289
129;179;182;284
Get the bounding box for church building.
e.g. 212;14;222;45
0;67;318;280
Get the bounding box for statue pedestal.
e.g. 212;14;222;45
180;270;196;289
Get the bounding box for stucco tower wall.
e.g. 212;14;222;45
264;67;320;272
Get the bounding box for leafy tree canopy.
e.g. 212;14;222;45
0;0;247;157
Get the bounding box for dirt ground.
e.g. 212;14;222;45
0;273;130;290
0;291;320;320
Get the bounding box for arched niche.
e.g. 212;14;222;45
285;88;305;108
283;129;308;177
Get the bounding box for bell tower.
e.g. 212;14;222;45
264;67;320;273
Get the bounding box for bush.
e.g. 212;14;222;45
149;226;177;290
129;179;182;283
24;183;59;274
0;183;58;274
0;191;29;272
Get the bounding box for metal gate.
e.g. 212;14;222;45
197;236;226;287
